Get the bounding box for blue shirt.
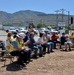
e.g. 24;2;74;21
60;36;67;45
23;35;30;42
12;41;18;48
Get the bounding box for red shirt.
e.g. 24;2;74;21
51;34;58;41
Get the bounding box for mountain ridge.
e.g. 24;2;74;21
0;10;73;26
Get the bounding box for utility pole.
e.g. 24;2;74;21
55;10;59;27
67;11;70;34
67;11;70;26
60;8;66;23
59;8;66;30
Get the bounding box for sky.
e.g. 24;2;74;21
0;0;74;15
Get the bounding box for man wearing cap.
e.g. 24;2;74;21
44;30;54;52
23;32;30;46
29;32;43;58
9;33;30;66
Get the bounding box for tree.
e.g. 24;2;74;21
37;23;43;29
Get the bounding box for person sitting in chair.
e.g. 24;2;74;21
9;33;31;66
60;33;67;49
0;40;6;56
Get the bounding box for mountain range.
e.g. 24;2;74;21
0;10;73;27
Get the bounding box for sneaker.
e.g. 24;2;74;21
39;54;43;57
64;49;67;51
51;51;54;52
33;55;38;59
47;51;50;53
28;59;32;62
20;63;26;67
69;49;71;51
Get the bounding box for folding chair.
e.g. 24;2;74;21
0;42;18;67
0;49;15;66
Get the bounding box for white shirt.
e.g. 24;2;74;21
37;37;44;44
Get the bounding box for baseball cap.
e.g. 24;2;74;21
18;32;25;39
40;31;45;34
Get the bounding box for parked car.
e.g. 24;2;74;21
39;28;50;34
33;28;39;34
15;28;20;32
51;29;59;34
6;27;17;34
19;28;28;33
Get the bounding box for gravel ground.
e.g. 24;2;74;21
0;30;74;75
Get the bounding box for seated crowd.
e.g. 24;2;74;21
0;25;74;67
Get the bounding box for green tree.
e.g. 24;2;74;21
37;23;43;28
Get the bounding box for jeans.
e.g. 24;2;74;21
43;43;51;53
1;42;6;50
52;41;56;49
31;45;43;57
0;42;6;56
47;42;54;51
37;45;43;55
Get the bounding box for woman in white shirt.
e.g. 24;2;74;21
37;32;48;54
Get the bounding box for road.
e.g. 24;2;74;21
0;30;7;41
0;30;38;41
0;30;73;42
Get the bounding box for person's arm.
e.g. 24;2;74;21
36;42;40;45
23;36;30;45
43;36;48;43
24;40;30;45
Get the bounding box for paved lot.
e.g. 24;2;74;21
0;30;7;41
0;30;38;41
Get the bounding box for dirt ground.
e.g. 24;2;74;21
0;30;74;75
0;47;74;75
